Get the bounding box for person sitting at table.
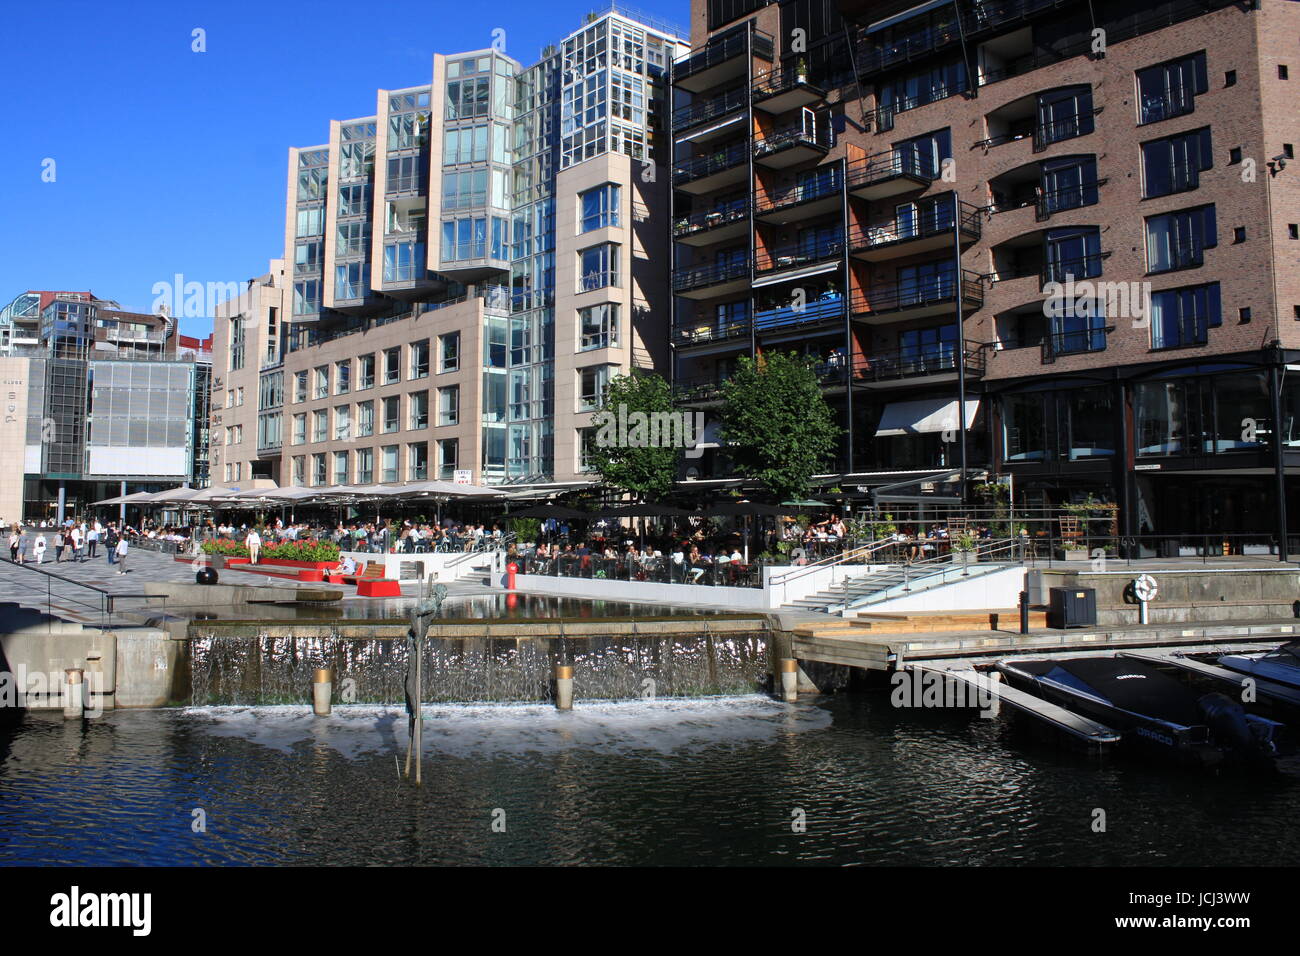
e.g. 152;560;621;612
901;526;921;563
687;545;707;582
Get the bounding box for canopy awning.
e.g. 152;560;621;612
875;398;980;438
91;490;158;506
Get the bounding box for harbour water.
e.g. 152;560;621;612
3;693;1299;866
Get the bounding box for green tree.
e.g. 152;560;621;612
718;352;840;501
587;371;679;501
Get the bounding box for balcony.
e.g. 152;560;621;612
866;81;970;133
673;201;751;247
844;341;986;387
753;125;832;169
755;170;843;224
754;295;846;335
845;149;938;200
1035;179;1105;221
1034;109;1101;152
672;258;751;299
673;141;750;194
754;233;845;276
672;375;729;405
672;22;774;94
752;65;826;115
848;198;981;262
673;87;749;143
672;317;752;350
1041;251;1110;287
850;272;985;324
1139;87;1195;125
851;17;964;82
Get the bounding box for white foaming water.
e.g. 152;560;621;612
175;696;830;760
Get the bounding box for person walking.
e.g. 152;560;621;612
70;524;84;563
245;527;262;565
53;530;65;562
105;524;118;566
15;528;27;565
114;534;129;574
87;522;99;559
9;526;20;563
33;533;47;564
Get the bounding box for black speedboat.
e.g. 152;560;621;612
997;655;1291;769
1219;641;1300;691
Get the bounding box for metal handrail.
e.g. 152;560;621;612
0;557;166;626
768;537;900;587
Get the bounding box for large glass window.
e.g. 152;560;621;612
1044;227;1102;284
382;396;400;433
437;438;457;479
312;453;327;486
410;390;429;430
383;242;424;283
578;243;618;292
438;386;459;425
440;332;460;372
1003;393;1048;462
357;400;374;437
334;405;351;441
356;448;374;484
1145;205;1217;273
1062;388;1115;459
1040;157;1100;216
409;441;430;480
579;303;619;350
1150;283;1222;349
1037;86;1094;147
358;353;375;389
383;347;401;384
335;261;368;301
1137;51;1208;124
411;339;430;378
579;184;621;232
1142;127;1213;198
333;451;349;485
899;325;957;371
381;445;399;483
312;409;328;443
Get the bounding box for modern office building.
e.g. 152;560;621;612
211;4;686;494
0;290;214;523
669;0;1300;537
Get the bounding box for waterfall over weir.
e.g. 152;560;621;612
188;626;771;706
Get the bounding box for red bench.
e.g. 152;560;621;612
331;562;402;596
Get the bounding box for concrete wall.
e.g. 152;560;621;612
0;604;117;710
511;572;774;610
850;566;1028;615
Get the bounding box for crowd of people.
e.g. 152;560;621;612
5;519;137;573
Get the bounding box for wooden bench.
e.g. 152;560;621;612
334;562;402;596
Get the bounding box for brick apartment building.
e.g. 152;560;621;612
669;0;1300;539
211;5;685;495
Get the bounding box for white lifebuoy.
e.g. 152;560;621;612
1133;574;1158;602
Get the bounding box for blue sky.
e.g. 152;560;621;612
0;0;688;338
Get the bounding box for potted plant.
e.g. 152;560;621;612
951;531;977;563
795;57;809;84
1057;540;1090;562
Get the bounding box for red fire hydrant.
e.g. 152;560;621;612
506;561;517;591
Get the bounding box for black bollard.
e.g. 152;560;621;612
1019;591;1030;634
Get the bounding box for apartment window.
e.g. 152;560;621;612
293;279;321;316
578;243;618;292
578;427;599;473
296;207;324;238
1290;225;1300;240
1039;156;1100;216
383;347;401;385
1036;86;1094;148
232;462;242;482
381;445;399;483
383;242;425;283
1043;228;1103;284
334;405;351;441
291;456;305;486
292;413;306;446
446;76;490;120
442;169;488;211
1225;71;1237;87
1286;144;1296;160
314;365;329;398
229;318;245;371
440;332;460;372
333;451;349;485
1239;307;1252;323
409;442;430;480
356;448;374;484
335;360;350;394
358;353;375;389
438;386;459;425
579;303;619;350
894;129;952;177
1142;127;1213;198
386;155;426;194
1146;205;1217;273
311;453;327;486
335;261;368;301
1137;51;1207;124
409;390;429;430
312;409;328;443
1150;283;1222;349
1281;65;1290;80
443;124;488;165
382;396;400;433
1229;146;1243;165
337;183;371;218
1045;297;1107;356
436;438;456;479
579;366;611;410
236;387;244;406
293;371;308;403
337;222;370;257
357;400;374;437
580;184;621;232
294;240;322;275
411;340;430;378
1233;226;1247;243
879;60;968;118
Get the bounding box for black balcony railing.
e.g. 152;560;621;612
1041;251;1110;286
673;86;749;133
1151;240;1207;274
1034;178;1105;220
849;197;981;251
672;141;750;186
673;22;773;84
672;375;729;402
1033;108;1101;152
673;200;750;239
1040;326;1110;362
755;233;845;273
866;80;971;132
1140;87;1196;125
826;340;986;384
844;148;939;190
850;272;985;315
978;36;1094;86
753;124;833;158
757;170;843;213
672;318;751;347
851;18;964;80
752;63;827;101
672;258;751;294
